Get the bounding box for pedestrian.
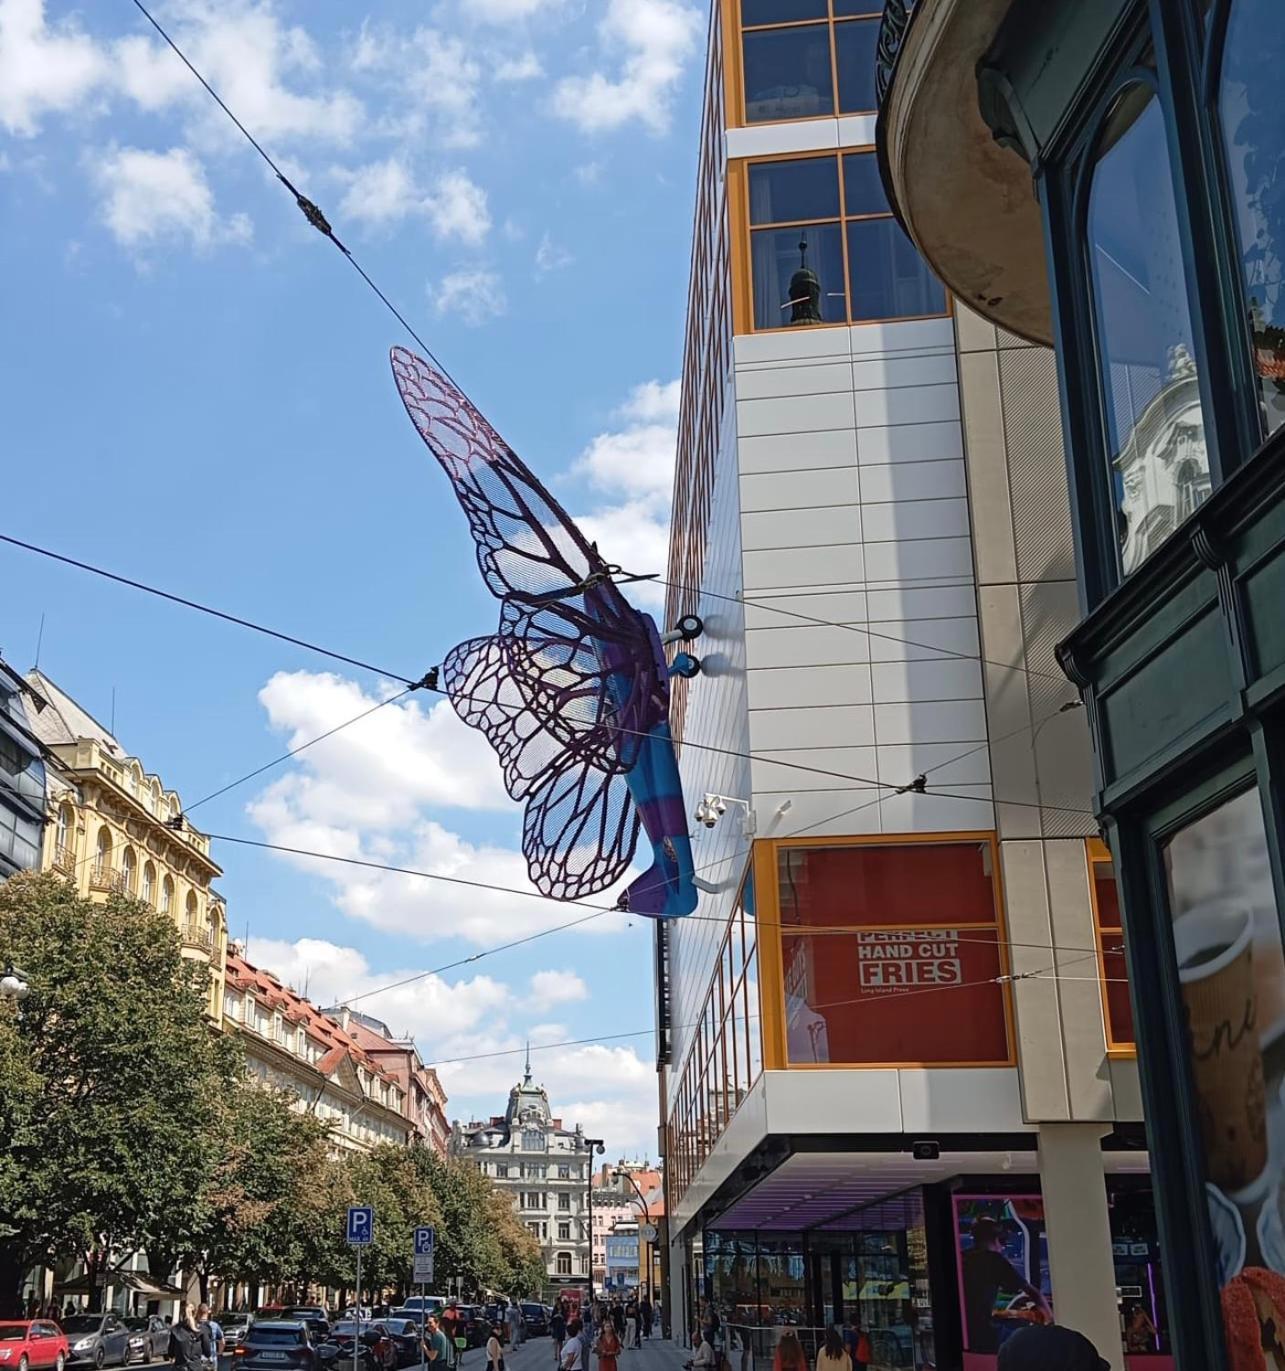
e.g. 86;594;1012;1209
639;1298;652;1342
487;1324;505;1371
772;1333;807;1371
624;1302;638;1351
611;1302;625;1341
594;1313;621;1371
686;1329;716;1371
507;1301;523;1348
561;1320;584;1371
551;1305;567;1365
442;1306;461;1368
170;1307;213;1371
842;1320;870;1371
962;1218;1052;1354
424;1316;452;1367
197;1303;225;1371
815;1326;850;1371
997;1325;1110;1371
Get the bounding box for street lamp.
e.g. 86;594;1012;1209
614;1169;652;1300
583;1137;604;1303
0;967;30;1003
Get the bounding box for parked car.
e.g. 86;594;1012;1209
222;1316;253;1350
327;1325;394;1371
519;1306;549;1338
281;1313;330;1344
234;1321;317;1371
370;1322;419;1369
0;1320;70;1371
392;1299;443;1321
63;1315;132;1370
121;1318;168;1366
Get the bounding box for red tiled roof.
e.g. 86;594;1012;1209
226;951;399;1090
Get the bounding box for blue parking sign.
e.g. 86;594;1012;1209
347;1205;374;1246
414;1226;435;1256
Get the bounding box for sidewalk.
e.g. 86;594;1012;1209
474;1335;688;1371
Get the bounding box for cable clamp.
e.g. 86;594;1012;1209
413;667;440;692
895;774;927;795
164;814;185;832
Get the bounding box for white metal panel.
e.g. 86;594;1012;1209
745;623;872;669
874;741;993;786
847;317;956;355
873;698;988;744
743;542;865;589
863;617;981;663
746;662;875;710
850;353;959;391
898;1068;1030;1132
738;427;858;474
866;583;978;621
750;745;878;793
856;419;963;464
749;703;876;751
741;504;862;550
734;327;854;367
860;458;967;503
836;113;879;147
880;787;996;831
764;1069;904;1134
861;496;971;543
864;534;974;582
739;467;862;512
753;787;885;834
737;390;858;437
725;118;840;161
735;362;856;401
854;381;960;428
870;657;985;704
743;589;869;629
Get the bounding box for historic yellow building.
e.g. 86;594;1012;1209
25;669;228;1023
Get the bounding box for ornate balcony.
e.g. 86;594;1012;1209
875;0;917;108
181;922;214;953
89;864;126;894
53;843;76;874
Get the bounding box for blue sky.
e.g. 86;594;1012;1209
1;0;706;1157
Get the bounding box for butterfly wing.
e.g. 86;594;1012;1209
391;346;605;606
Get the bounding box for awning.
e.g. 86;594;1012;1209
54;1272;184;1298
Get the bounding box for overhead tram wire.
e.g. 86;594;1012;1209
127;0;464;397
0;533;1094;815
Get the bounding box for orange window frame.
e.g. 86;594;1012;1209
1087;836;1136;1059
729;147;953;336
753;831;1017;1071
725;0;884;129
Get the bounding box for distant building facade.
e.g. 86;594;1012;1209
325;1005;451;1155
0;658;48;878
452;1059;591;1295
26;669;228;1022
224;952;412;1153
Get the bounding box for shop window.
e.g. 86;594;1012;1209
1161;786;1285;1340
776;839;1011;1066
747;153;946;330
1216;0;1285;437
738;1;883;124
1086;81;1210;576
1087;839;1134;1051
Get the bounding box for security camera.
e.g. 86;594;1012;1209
596;1142;605;1155
712;798;727;818
693;802;717;829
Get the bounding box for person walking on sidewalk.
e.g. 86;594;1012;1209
815;1326;851;1371
639;1298;652;1342
624;1300;638;1350
197;1305;225;1371
594;1313;621;1371
170;1307;212;1371
487;1325;505;1371
551;1306;567;1365
560;1320;584;1371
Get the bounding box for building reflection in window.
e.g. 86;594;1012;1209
1217;0;1285;436
1087;81;1210;574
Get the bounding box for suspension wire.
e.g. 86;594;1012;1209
126;0;465;396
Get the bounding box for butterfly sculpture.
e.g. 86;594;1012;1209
390;347;697;918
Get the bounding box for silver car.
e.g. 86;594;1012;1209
62;1316;131;1370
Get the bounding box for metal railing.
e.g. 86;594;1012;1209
875;0;918;109
724;1322;926;1371
53;843;76;873
181;923;214;952
89;864;126;893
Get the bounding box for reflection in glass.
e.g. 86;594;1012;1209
842;151;890;216
749;156;840;225
1218;0;1285;435
751;224;846;328
1087;84;1210;574
743;25;834;122
1162;788;1285;1335
834;18;879;113
848;218;946;321
741;0;827;24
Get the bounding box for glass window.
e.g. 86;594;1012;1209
834;17;879;113
1217;0;1285;437
1087;83;1210;575
832;0;882;12
1088;841;1134;1048
751;224;847;328
742;0;827;22
743;25;834;122
842;152;890;216
749;156;840;224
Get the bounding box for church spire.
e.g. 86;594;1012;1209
524;1040;532;1084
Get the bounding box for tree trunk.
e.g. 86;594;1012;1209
86;1251;103;1313
0;1246;26;1318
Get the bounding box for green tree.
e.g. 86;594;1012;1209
0;872;239;1312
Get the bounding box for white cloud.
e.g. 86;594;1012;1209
568;379;679;604
427;169;490;244
552;0;702;135
336;156;421;226
433;267;506;326
534;231;573;275
527;968;589;1010
0;0;108;136
494;52;543;83
468;0;565;21
90;145;252;252
353;24;482;150
116;3;363;146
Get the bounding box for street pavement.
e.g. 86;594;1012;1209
459;1334;688;1371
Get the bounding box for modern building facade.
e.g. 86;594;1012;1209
875;1;1285;1367
658;5;1160;1369
26;669;228;1023
0;658;48;879
223;951;413;1153
324;1005;451;1155
452;1060;593;1296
